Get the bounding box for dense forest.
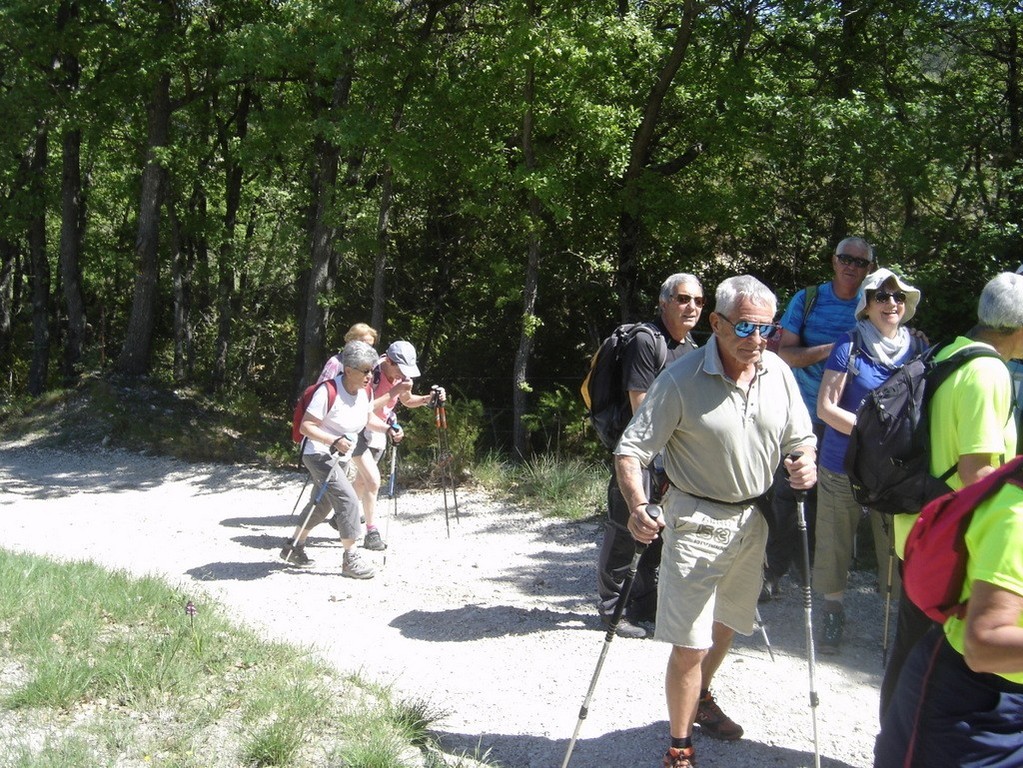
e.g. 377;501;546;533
1;1;1020;457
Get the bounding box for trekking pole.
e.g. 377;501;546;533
383;443;397;567
789;452;821;768
432;386;459;536
754;607;775;662
290;442;312;515
881;522;896;666
562;504;661;768
437;388;460;524
285;450;345;563
290;474;311;516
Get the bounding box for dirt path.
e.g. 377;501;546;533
1;442;887;767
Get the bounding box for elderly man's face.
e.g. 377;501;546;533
660;280;704;335
832;242;873;295
711;297;776;370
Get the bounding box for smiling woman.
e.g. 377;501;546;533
813;267;924;655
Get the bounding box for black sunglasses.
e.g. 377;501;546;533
872;290;907;305
673;293;705;308
718;314;780;339
836;253;872;269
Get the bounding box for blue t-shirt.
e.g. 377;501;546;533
819;331;916;473
780;282;859;424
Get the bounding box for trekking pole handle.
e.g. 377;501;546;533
787;451;808;503
644;503;662;522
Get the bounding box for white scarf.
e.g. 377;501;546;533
855;318;912;370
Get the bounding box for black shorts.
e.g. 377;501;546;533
352;432;384;463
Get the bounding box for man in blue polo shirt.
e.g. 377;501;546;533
760;237;876;600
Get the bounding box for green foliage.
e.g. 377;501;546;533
0;549;488;768
1;0;1021;457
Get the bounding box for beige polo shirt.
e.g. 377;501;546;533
616;335;815;503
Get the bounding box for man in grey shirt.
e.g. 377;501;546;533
616;275;817;768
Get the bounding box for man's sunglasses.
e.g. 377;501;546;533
836;253;872;269
872;290;907;305
718;314;780;339
672;293;705;308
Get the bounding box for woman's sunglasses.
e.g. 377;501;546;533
872;290;907;305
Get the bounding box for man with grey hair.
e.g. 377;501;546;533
617;275;817;767
281;340;393;579
879;270;1023;717
761;236;877;604
596;273;704;639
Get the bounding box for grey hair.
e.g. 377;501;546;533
714;275;777;318
834;236;875;263
977;272;1023;331
341;340;378;370
658;273;703;304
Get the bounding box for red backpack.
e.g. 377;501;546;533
290;379;338;442
903;455;1023;623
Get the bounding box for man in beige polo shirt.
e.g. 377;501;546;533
616;275;817;768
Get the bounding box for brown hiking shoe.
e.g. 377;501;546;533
663;745;696;767
695;691;743;741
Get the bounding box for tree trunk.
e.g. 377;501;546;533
28;127;51;396
371;165;394;333
296;74;351;389
0;239;17;392
212;87;251;391
116;69;171;376
59;127;86;382
56;0;86;383
616;0;700;319
512;2;541;460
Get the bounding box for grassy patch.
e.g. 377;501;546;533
473;451;605;520
0;550;487;768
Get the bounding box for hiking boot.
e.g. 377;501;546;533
342;549;374;579
363;529;387;551
819;603;845;655
663;745;696;768
280;540;313;567
695;691;743;741
600;614;648;639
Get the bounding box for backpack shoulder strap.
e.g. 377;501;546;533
798;284;819;345
634;322;669;372
845;328;862;375
926;344;1001;398
802;284;819;323
325;377;339;409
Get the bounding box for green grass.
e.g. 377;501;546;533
473;451;606;520
0;550;487;768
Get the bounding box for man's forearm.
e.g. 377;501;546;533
614;455;648;510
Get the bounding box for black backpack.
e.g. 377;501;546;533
844;342;1002;515
580;323;666;451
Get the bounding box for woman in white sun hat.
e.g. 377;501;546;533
812;267;925;654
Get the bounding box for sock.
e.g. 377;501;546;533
670;736;692;749
367;524;377;532
699;688;709;700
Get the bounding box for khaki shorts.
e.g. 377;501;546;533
654;489;768;649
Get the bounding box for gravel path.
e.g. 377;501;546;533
0;441;888;767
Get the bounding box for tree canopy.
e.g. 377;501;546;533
1;1;1020;455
